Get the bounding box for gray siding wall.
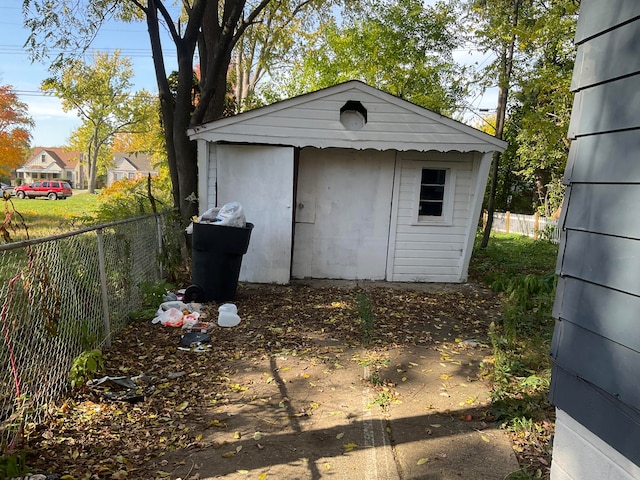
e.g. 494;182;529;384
550;0;640;467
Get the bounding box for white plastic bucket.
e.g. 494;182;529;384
218;303;241;327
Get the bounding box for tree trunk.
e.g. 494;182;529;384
88;130;99;194
480;0;520;249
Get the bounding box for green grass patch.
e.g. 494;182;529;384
469;233;558;284
469;232;558;478
3;191;100;240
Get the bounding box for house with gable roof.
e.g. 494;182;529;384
16;147;83;188
106;152;158;187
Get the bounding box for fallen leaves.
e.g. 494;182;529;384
24;283;504;478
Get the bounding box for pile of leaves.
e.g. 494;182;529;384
24;283;508;478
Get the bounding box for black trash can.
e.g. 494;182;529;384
186;221;254;303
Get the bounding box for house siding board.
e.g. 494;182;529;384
554;277;640;351
551;318;640;410
551;409;640;480
568;76;640;138
574;0;640;44
551;3;640;476
571;20;640;91
560;230;640;296
550;366;640;467
564;184;640;238
564;131;640;183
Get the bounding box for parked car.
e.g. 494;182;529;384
14;181;73;200
0;182;15;197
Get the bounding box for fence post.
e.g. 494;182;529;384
534;213;540;239
506;211;511;234
155;213;164;279
96;228;112;348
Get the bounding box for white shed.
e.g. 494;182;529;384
188;81;506;284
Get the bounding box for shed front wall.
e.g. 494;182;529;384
388;152;479;283
204;144;485;284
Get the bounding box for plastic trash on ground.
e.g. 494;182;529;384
218;303;241;327
178;331;212;352
87;375;152;402
152;300;201;327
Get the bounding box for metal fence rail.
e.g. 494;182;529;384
0;212;179;444
489;211;561;244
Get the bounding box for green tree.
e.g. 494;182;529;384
41;51;148;193
25;0;324;223
466;0;578;218
278;0;465;114
231;0;334;112
510;0;578;215
463;0;535;248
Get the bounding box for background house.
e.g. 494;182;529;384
188;81;506;284
16;147;82;188
106;153;158;187
549;1;640;479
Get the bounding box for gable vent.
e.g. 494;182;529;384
340;101;367;131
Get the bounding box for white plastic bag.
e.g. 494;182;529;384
152;308;185;327
155;301;199;317
214;201;246;227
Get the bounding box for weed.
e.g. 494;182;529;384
506;466;544;479
368;371;383;387
356;292;376;344
369;388;394;411
0;451;27;479
470;233;558;477
139;279;175;307
69;349;104;390
130;280;176;320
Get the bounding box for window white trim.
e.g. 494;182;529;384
411;162;456;226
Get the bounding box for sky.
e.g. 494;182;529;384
0;1;173;147
0;1;497;148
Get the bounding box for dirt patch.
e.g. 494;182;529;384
26;281;519;479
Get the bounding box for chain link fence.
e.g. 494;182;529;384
0;212;183;445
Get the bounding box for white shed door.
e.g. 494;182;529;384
292;148;395;279
216;145;294;284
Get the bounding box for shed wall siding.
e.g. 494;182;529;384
202;93;491;149
550;1;640;477
389;152;475;282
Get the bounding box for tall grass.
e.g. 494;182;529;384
470;233;559;479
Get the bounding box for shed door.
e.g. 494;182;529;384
292;148;395;279
216;145;294;284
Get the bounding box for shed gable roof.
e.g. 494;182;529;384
188;81;507;153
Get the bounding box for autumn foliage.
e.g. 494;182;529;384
0;85;32;176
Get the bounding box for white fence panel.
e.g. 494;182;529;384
489;212;560;243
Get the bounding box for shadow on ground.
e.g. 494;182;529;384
28;281;519;480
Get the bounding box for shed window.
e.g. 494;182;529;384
412;165;455;225
419;169;446;217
